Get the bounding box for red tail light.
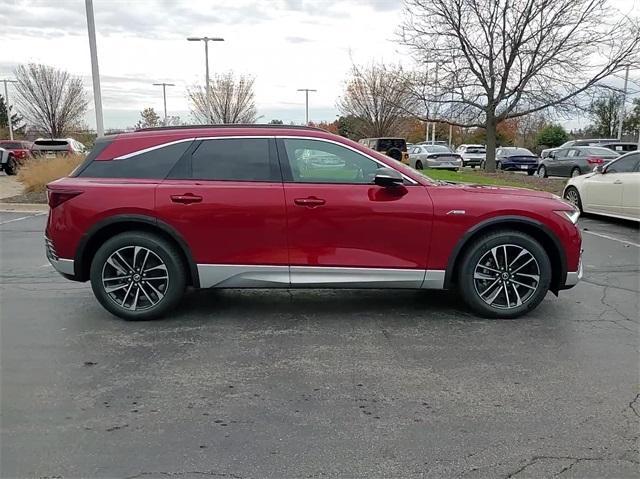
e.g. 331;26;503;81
47;189;83;208
587;156;604;165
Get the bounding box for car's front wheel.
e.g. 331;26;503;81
4;156;17;175
457;230;551;319
90;232;186;320
563;186;583;213
415;160;423;170
537;165;548;178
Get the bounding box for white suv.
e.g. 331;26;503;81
455;144;486;168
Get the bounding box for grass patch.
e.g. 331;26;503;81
420;168;567;195
17;154;84;193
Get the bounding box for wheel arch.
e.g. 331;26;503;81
444;216;567;295
74;214;199;287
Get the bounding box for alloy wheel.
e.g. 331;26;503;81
101;246;169;311
473;244;540;310
565;189;580;207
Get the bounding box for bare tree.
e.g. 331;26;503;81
400;0;640;171
13;63;88;137
189;72;257;124
337;63;415;138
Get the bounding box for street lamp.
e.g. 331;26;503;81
1;79;18;140
152;82;175;125
187;36;224;121
85;0;104;136
297;88;317;125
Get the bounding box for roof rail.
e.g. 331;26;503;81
135;124;326;133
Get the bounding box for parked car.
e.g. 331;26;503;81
455;144;486;167
31;138;86;157
359;137;409;164
0;140;33;175
599;142;638;154
0;147;10;174
540;139;619;160
409;144;462;171
482;147;538;176
563;151;639;222
46;124;582;321
537;146;620;178
418;140;449;147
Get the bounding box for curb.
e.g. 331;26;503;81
0;203;48;213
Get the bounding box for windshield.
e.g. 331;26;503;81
0;141;24;149
424;145;452;153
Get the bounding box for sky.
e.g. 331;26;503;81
0;0;638;131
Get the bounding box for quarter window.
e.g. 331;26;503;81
191;138;275;181
282;139;380;184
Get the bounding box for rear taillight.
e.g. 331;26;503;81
47;189;83;208
587;156;604;165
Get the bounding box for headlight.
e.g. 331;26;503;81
554;210;580;224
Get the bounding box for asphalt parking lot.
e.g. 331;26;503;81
1;212;638;478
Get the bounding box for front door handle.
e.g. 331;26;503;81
171;193;203;204
294;196;326;208
613;180;623;185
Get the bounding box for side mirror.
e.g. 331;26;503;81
374;167;404;187
595;165;605;174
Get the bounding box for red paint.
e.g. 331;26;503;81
46;126;581;284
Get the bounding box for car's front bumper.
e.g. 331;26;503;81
563;254;583;289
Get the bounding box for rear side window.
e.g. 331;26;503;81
77;141;191;179
191;138;277;181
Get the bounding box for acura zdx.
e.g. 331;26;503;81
45;125;582;320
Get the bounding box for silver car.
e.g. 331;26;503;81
409;144;463;171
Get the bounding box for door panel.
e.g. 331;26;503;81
157;180;289;266
583;174;622;214
621;173;640;219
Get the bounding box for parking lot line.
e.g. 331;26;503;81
0;213;46;225
583;230;640;248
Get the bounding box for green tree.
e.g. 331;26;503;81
588;92;622;137
623;97;640;136
0;94;24;132
135;107;161;129
536;124;569;147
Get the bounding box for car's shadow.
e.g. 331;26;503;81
167;288;478;323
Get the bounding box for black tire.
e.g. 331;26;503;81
538;165;547;178
480;161;486;170
90;231;186;320
415;160;423;170
570;167;581;178
563;186;583;213
4;156;17;176
470;165;475;169
496;161;502;170
457;230;552;319
527;169;535;176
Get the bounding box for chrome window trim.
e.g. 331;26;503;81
113;135;418;184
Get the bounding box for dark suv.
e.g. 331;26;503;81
46;125;582;320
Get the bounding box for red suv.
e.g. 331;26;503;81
0;140;32;175
45;125;582;320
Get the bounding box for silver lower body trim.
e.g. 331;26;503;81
49;258;75;276
564;258;583;287
197;264;446;289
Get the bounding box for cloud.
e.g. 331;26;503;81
286;36;313;44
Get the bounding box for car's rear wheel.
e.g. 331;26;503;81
415;160;423;170
537;165;547;178
563;186;583;213
457;230;551;319
90;232;186;320
4;156;17;175
527;169;535;176
571;167;581;178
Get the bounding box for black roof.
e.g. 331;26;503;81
135;124;325;133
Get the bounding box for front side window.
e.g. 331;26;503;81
606;153;639;174
191;138;275;181
283;138;380;184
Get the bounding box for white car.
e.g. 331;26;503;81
409;144;462;171
455;144;486;168
563;151;639;222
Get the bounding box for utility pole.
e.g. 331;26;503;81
432;63;440;143
297;88;317;125
85;0;104;136
153;83;175;125
187;37;224;122
1;79;18;140
617;65;630;140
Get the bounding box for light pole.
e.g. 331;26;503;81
153;82;175;125
1;79;18;140
187;36;224;122
85;0;104;136
297;88;317;125
617;64;630;140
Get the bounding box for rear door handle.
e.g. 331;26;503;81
613;180;623;185
294;197;326;208
170;193;203;204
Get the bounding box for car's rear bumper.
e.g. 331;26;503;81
501;163;537;171
462;158;483;166
45;236;77;279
